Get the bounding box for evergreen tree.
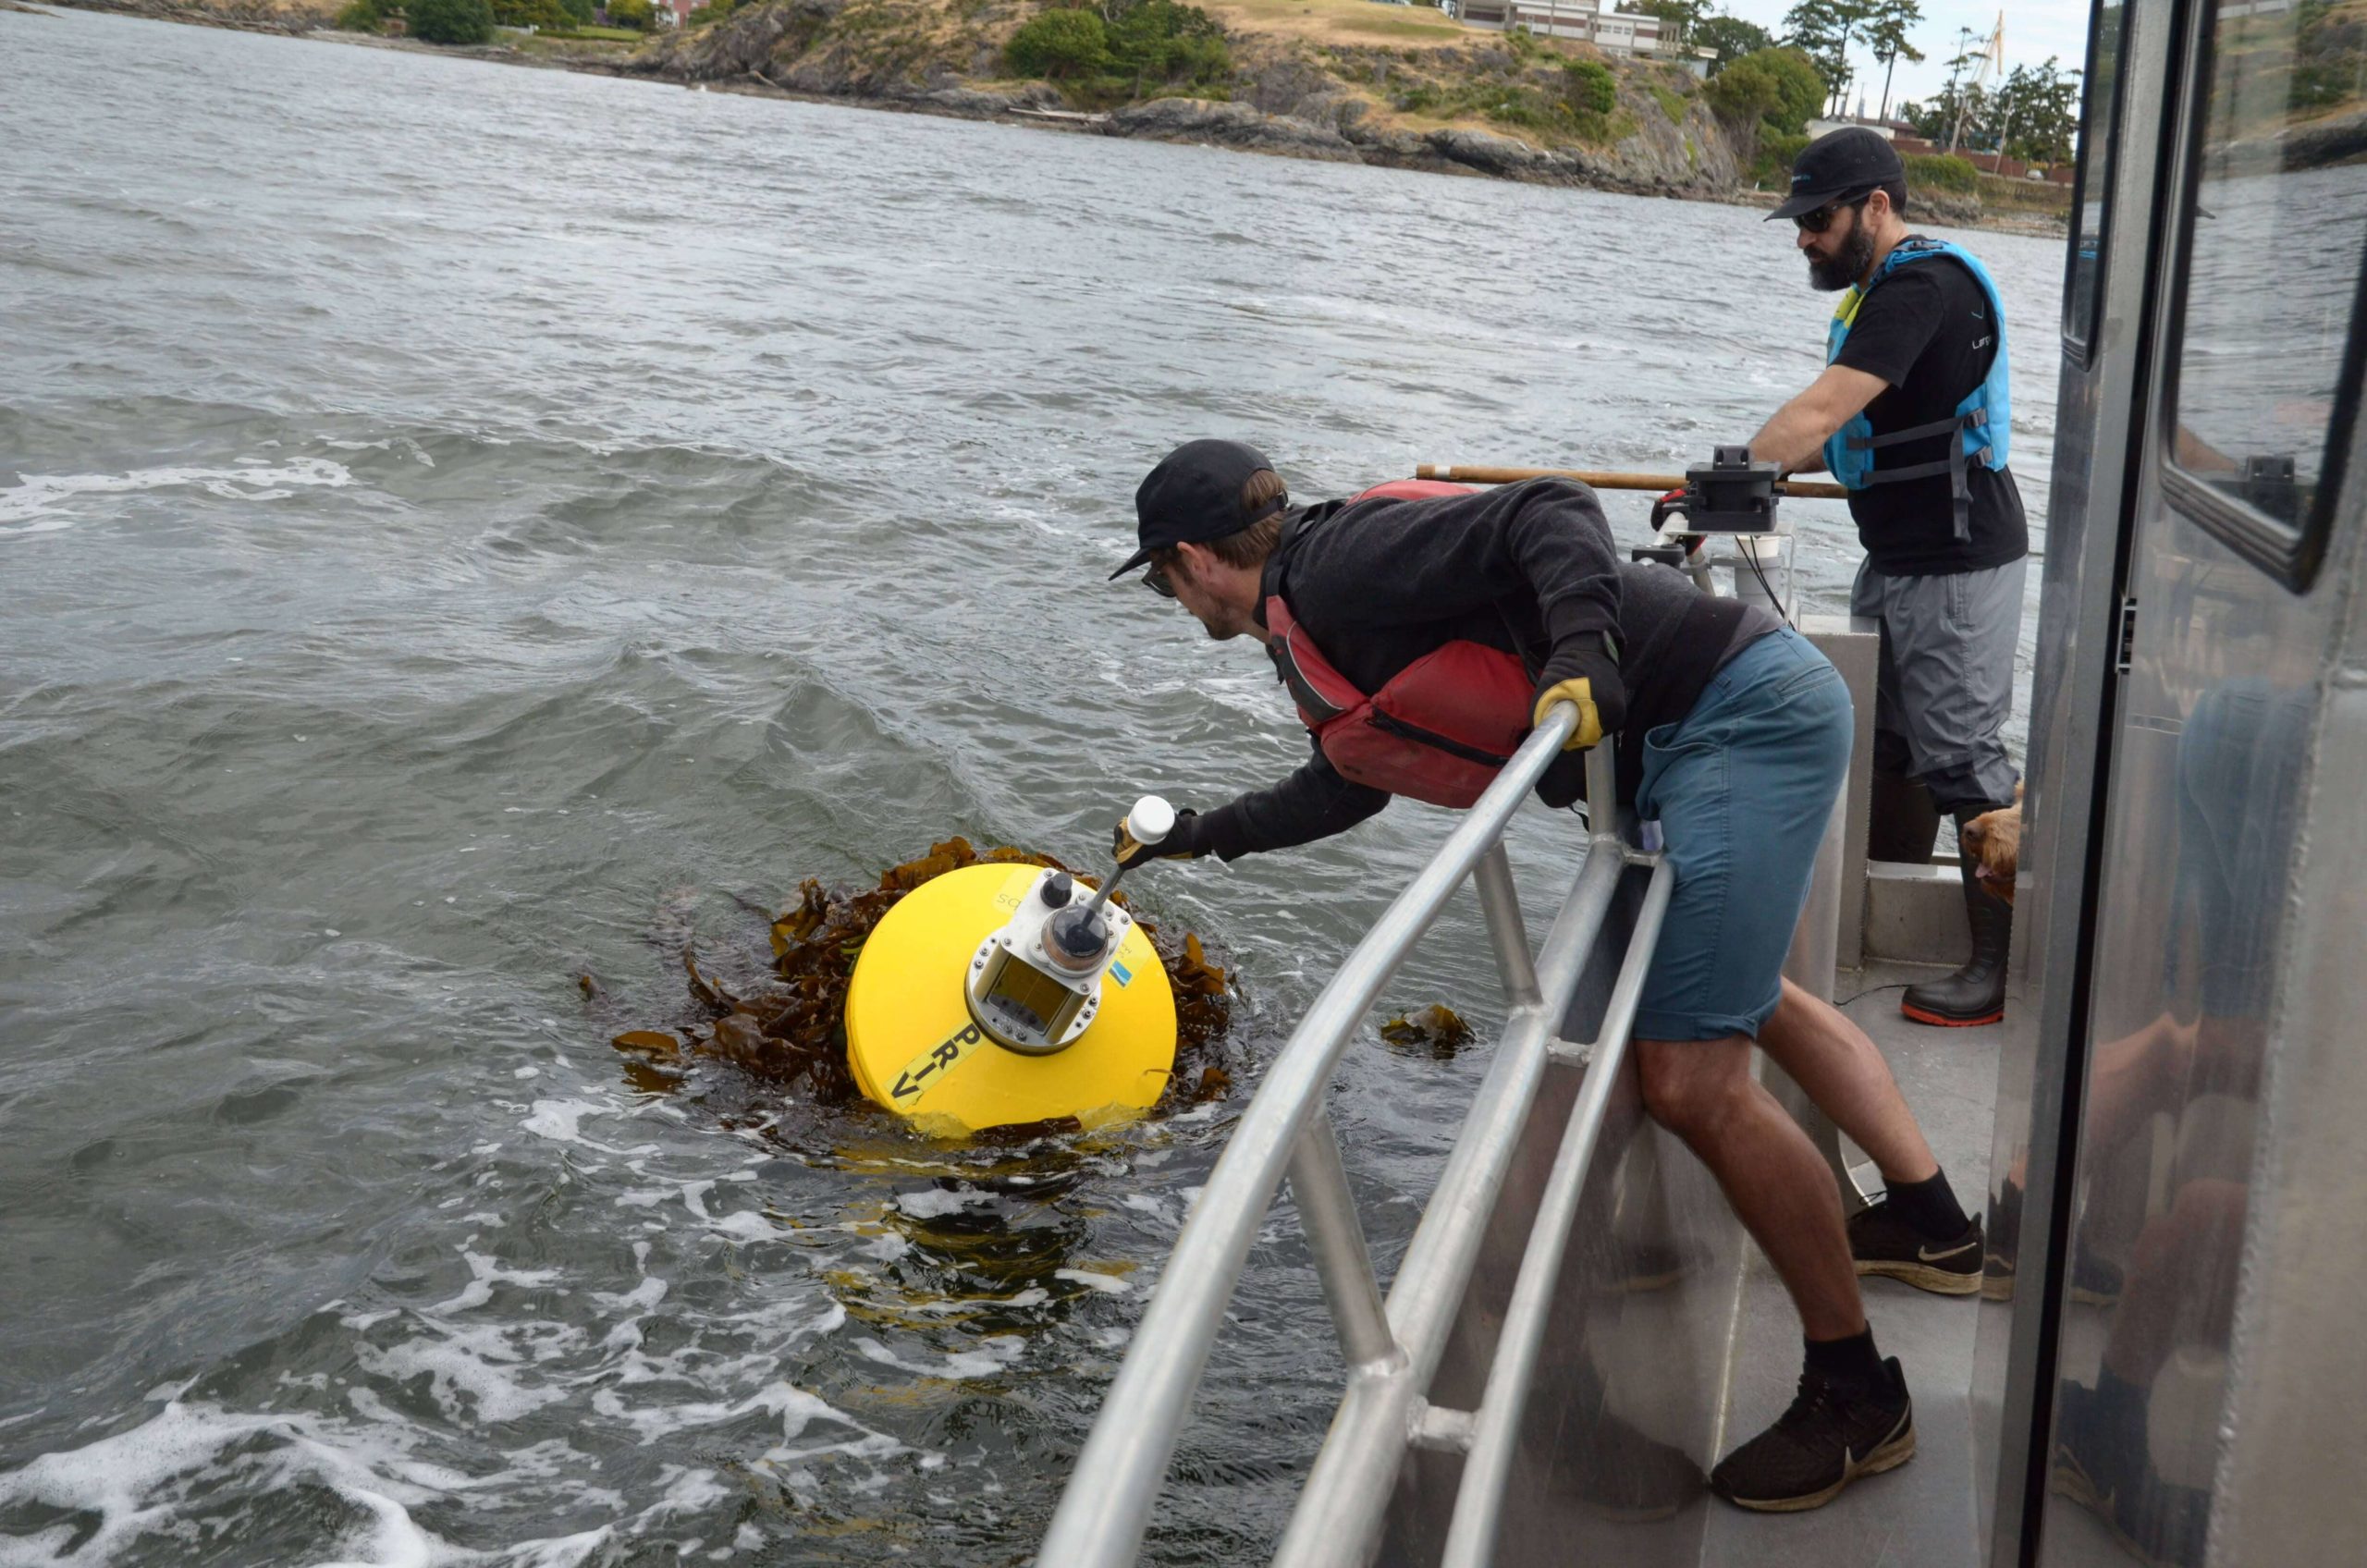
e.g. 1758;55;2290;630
1864;0;1923;122
1697;14;1774;67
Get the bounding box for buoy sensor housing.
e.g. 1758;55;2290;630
844;799;1183;1135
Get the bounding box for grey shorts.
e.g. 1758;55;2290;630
1850;557;2026;812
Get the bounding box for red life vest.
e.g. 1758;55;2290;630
1264;480;1535;809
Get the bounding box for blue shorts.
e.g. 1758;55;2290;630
1631;628;1853;1042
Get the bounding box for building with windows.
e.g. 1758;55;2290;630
1454;0;1667;55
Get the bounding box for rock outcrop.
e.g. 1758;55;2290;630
1112;97;1358;161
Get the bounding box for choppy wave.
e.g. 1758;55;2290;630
0;459;356;537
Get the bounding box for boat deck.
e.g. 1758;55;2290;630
1707;958;1998;1568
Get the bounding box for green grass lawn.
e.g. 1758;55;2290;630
1203;0;1464;46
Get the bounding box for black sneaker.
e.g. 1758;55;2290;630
1849;1201;1984;1295
2068;1249;2126;1308
2052;1383;2208;1567
1711;1358;1916;1512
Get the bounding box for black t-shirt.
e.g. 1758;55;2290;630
1832;245;2030;575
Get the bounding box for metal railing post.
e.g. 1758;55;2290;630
1034;706;1581;1568
1439;858;1676;1568
1472;840;1539;1008
1288;1108;1401;1373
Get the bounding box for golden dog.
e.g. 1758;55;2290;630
1960;784;2024;904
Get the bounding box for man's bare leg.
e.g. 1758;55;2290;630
1633;1034;1865;1339
1757;976;1939;1184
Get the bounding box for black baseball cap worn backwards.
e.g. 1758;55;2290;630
1110;438;1289;581
1768;127;1907;222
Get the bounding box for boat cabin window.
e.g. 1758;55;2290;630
2161;0;2367;590
2061;0;2125;360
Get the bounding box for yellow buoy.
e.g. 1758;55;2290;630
844;863;1177;1135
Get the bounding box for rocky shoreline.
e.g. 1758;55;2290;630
18;0;2049;229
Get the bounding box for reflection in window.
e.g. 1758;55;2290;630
2167;0;2367;570
2064;0;2125;352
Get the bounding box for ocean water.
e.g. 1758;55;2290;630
0;9;2065;1564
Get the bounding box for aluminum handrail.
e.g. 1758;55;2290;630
1035;703;1585;1567
1438;854;1677;1568
1269;835;1631;1568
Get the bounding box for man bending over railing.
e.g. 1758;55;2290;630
1106;439;1986;1513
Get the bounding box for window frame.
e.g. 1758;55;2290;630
2155;1;2364;594
2060;0;2129;366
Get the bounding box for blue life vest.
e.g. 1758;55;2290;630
1822;238;2011;542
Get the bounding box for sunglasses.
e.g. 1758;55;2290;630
1794;191;1871;234
1143;562;1177;599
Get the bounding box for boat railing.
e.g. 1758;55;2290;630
1036;705;1674;1567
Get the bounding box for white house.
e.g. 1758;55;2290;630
1455;0;1669;56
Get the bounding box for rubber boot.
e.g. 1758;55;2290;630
1902;810;2013;1026
1868;768;1943;864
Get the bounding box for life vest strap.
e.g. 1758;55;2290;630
1857;456;1962;483
1270;637;1348;723
1845;411;1969;452
1843;406;1990;544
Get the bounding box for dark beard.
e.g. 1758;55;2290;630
1809;219;1877;292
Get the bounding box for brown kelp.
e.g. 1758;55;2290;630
597;839;1233;1120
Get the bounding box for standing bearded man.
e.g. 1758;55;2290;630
1747;127;2029;1028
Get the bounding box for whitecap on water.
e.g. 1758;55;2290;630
0;459;357;538
0;1400;609;1568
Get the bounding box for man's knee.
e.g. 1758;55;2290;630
1634;1037;1752;1140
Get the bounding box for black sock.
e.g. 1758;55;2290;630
1885;1169;1971;1241
1804;1327;1883;1388
2093;1365;2148;1425
2081;1365;2152;1457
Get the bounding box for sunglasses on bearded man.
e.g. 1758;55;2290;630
1794;190;1873;234
1143;562;1177;599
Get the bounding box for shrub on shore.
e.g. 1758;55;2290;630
1563;58;1614;116
334;0;385;28
493;0;576;26
411;0;495;42
1707;45;1822;149
1006;1;1231;97
607;0;656;28
1007;6;1111;78
1906;153;1978;193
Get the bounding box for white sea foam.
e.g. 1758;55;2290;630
434;1250;565;1314
1054;1268;1132;1294
706;1209;778;1243
0;1400;607;1568
0;459;357;538
519;1098;625;1150
587;1378;886;1455
852;1334;1024;1380
355;1320;581;1427
890;1185;987;1219
591;1275;668;1314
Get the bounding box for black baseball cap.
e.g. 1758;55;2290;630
1767;127;1907;221
1108;438;1289;581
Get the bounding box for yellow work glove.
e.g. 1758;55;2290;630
1113;809;1203;869
1532;679;1604;752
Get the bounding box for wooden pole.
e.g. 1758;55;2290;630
1414;463;1852;501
